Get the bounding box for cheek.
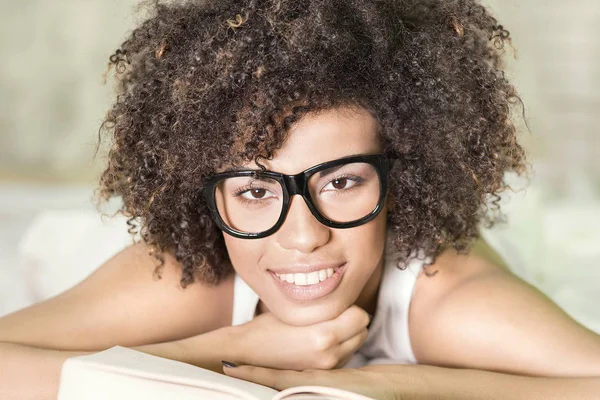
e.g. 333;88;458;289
347;208;387;245
339;213;388;268
222;235;270;276
223;236;257;266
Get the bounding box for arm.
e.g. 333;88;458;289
224;362;600;400
0;243;234;350
388;364;600;400
0;325;243;400
0;242;237;400
409;248;600;377
0;343;83;400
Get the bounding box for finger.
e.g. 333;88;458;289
223;365;319;391
335;328;369;368
340;327;369;354
328;306;370;342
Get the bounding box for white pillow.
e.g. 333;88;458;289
17;210;133;302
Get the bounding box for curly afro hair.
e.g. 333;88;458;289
98;0;527;287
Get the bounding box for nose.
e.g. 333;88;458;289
275;195;330;253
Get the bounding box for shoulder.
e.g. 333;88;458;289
410;242;512;330
410;240;507;310
407;240;600;376
406;243;511;364
0;242;236;350
96;242;237;334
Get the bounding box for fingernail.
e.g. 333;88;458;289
221;360;238;368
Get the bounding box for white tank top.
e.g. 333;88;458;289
230;248;424;368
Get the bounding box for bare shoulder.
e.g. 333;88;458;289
410;239;508;308
0;242;235;351
408;239;600;376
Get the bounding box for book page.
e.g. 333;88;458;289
59;362;247;400
58;346;278;400
273;386;375;400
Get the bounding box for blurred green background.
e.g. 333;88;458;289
0;1;599;330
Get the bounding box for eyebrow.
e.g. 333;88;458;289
317;164;345;178
229;158;353;176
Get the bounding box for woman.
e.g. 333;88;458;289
1;0;599;399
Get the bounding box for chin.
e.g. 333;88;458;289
272;299;350;327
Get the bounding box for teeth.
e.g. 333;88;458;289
306;271;320;285
276;267;337;286
318;269;327;282
294;273;308;285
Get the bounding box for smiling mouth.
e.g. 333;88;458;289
274;266;340;286
269;264;346;302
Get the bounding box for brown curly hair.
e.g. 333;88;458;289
98;0;527;287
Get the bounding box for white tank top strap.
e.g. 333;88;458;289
352;251;424;367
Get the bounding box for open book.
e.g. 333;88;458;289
58;346;375;400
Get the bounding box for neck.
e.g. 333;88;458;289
354;254;384;316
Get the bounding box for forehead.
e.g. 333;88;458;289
244;107;382;174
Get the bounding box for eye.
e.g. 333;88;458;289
322;176;360;191
238;188;275;200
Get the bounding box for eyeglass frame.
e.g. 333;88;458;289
202;154;394;239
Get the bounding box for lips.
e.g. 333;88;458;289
269;263;346;302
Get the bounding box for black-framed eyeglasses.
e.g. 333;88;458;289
202;154;393;239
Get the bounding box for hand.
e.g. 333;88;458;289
234;305;370;371
223;364;404;400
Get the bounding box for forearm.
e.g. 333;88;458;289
134;325;244;373
0;325;243;400
387;364;600;400
0;342;88;400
